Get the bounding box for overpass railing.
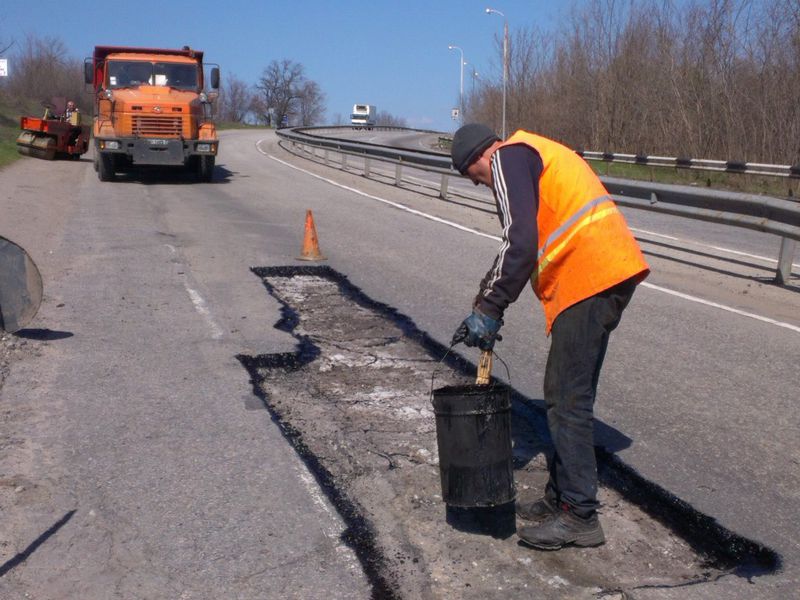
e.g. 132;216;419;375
276;126;799;284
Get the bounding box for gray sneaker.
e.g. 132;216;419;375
517;510;605;550
515;496;558;521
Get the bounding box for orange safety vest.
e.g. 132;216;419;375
495;130;649;333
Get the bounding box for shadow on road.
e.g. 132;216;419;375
0;510;76;577
96;164;234;185
12;328;73;341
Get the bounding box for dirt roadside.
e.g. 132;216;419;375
0;156;84;585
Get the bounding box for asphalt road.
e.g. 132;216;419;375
1;129;798;598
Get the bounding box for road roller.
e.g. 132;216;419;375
16;105;90;160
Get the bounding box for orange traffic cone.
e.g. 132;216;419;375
297;209;326;261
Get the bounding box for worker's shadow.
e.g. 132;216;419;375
509;391;633;470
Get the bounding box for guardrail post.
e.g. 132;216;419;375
440;174;449;199
342;153;347;169
364;157;371;178
776;237;797;285
395;162;403;186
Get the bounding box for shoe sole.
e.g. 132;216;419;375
518;531;606;550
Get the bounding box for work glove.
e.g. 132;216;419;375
451;309;503;350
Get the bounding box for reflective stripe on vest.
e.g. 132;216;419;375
536;195;618;276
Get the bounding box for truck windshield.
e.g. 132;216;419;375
107;60;199;90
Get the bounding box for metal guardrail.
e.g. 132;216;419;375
276;126;799;284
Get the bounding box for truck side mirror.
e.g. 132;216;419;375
84;61;94;85
210;67;220;90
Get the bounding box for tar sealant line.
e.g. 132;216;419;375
165;244;224;340
259;143;800;335
631;226;800;269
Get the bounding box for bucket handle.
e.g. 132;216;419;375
429;344;512;406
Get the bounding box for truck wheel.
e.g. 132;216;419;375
98;153;116;182
197;155;215;182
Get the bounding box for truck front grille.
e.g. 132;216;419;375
132;115;184;137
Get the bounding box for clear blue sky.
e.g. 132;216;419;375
1;0;569;132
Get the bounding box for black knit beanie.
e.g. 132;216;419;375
451;123;500;174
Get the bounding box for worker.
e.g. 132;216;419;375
450;123;649;550
64;101;80;125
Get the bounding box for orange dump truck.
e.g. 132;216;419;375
85;46;220;181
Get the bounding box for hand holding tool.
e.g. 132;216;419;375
451;309;503;350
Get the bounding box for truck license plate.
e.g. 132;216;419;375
149;139;169;146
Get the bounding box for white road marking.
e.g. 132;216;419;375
631;227;800;269
640;281;800;333
165;244;224;339
296;467;359;561
258;144;498;241
258;141;799;335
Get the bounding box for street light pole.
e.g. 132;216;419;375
485;7;508;140
448;45;465;126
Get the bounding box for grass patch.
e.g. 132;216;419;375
0;99;22;169
0;96;43;169
590;160;799;200
216;121;269;131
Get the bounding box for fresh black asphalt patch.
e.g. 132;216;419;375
238;265;779;599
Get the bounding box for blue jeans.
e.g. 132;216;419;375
543;277;637;518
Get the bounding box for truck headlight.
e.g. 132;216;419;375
196;143;211;152
101;140;120;150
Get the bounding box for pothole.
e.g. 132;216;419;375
238;265;779;599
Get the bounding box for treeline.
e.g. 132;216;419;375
217;59;408;128
467;0;800;164
0;35;87;114
218;59;326;127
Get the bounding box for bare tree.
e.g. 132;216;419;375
296;79;326;126
256;59;323;127
375;111;408;127
218;72;253;123
5;34;85;113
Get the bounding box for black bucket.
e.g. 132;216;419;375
432;383;515;508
